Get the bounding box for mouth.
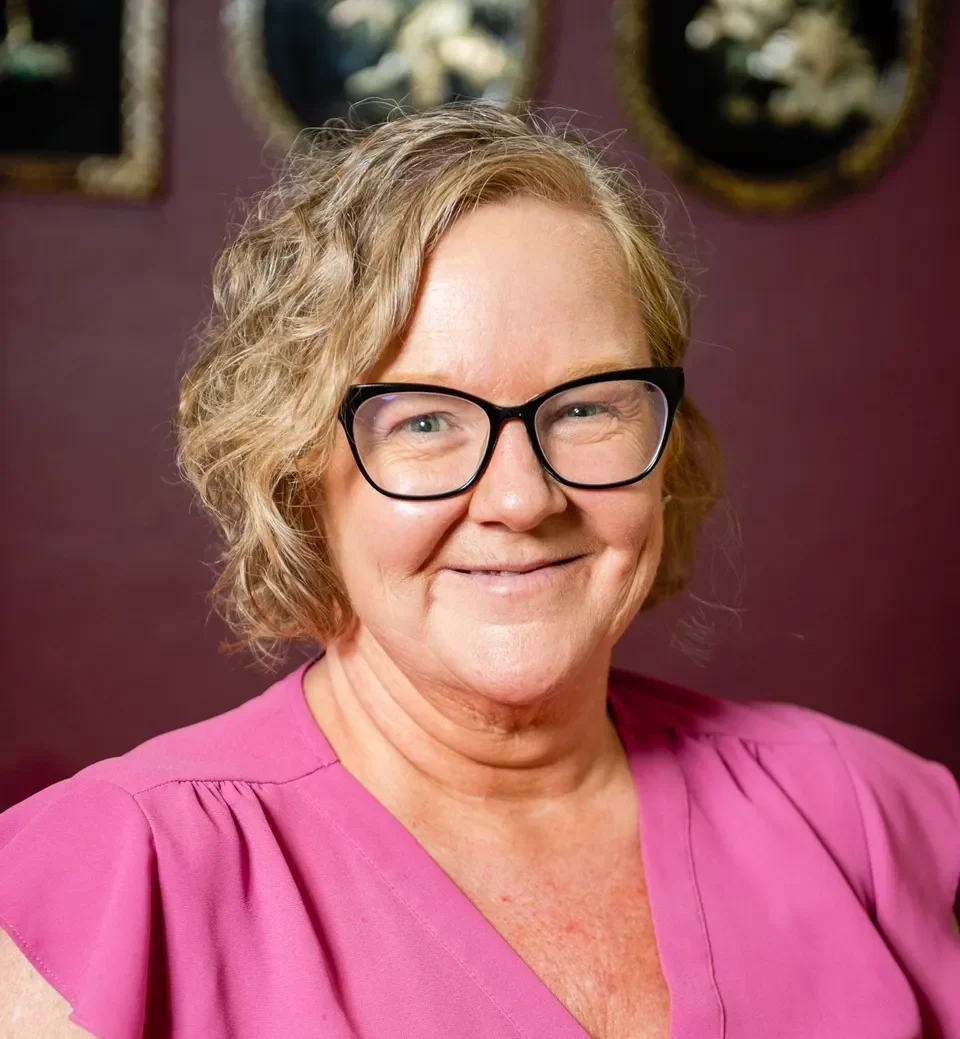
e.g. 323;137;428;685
441;555;586;596
448;555;583;576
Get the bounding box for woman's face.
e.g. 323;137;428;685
321;197;665;704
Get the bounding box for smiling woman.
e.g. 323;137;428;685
0;103;958;1039
176;106;719;664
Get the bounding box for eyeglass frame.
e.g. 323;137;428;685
337;365;685;501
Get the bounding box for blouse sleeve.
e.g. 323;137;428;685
0;774;162;1039
827;718;960;1038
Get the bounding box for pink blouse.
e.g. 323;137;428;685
1;658;958;1039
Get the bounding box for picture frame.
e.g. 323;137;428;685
614;0;944;213
223;0;549;148
0;0;167;199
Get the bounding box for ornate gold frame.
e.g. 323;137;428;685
0;0;167;199
223;0;551;149
613;0;944;213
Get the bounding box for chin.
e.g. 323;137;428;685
431;624;601;705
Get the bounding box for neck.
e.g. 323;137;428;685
302;629;627;828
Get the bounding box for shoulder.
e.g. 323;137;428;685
611;665;958;774
610;666;960;913
815;712;960;919
610;665;841;744
0;659;330;936
611;666;960;825
0;768;159;1038
612;668;960;1029
0;660;333;1039
67;660;326;798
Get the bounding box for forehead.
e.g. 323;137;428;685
367;198;650;396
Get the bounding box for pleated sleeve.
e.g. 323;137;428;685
0;774;164;1039
826;718;960;1038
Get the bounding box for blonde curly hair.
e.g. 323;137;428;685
177;103;722;661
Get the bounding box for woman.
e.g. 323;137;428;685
1;104;957;1039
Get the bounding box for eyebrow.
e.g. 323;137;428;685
559;358;640;381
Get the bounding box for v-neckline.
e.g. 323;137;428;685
286;657;724;1039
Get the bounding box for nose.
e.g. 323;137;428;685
466;418;568;530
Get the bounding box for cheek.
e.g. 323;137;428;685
321;434;462;589
580;485;664;623
575;478;663;561
614;500;664;594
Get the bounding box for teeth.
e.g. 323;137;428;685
456;564;564;575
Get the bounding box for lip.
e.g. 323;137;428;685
446;556;582;575
442;555;585;594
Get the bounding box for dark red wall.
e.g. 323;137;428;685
2;2;957;806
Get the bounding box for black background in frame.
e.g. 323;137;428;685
0;0;123;156
647;0;902;177
263;0;527;129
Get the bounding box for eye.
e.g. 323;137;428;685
393;413;448;435
565;403;606;419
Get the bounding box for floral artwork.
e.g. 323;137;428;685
614;0;943;212
224;0;546;145
683;0;898;132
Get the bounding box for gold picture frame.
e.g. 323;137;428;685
614;0;944;213
223;0;550;149
0;0;167;199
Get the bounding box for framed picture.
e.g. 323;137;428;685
0;0;166;199
614;0;944;213
224;0;549;147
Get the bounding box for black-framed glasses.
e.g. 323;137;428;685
337;366;684;501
